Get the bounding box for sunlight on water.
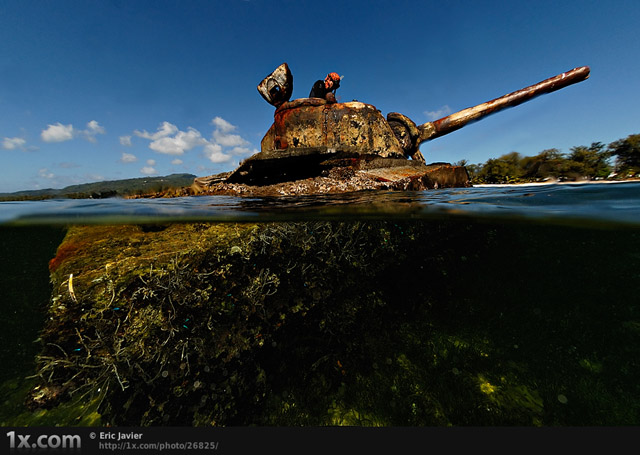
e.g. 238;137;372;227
1;182;639;427
1;182;640;227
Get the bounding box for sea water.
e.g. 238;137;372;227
1;182;639;426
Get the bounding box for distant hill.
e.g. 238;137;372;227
0;173;197;201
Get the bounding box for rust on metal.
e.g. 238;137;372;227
258;63;590;163
386;112;421;158
262;99;405;158
244;63;590;188
418;66;590;143
257;62;293;107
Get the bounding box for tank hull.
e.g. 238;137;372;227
225;99;440;186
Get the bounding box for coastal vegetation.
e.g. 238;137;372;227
0;173;196;201
462;133;640;184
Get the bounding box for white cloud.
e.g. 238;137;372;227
203;143;231;163
211;116;249;148
38;168;55;179
208;117;253;163
82;120;106;143
86;120;105;135
121;152;137;163
171;158;183;165
149;128;207;155
213;130;249;147
130;116;256;166
424;105;452;121
41;120;105;143
140;166;157;175
146;159;156;166
120;135;132;146
2;137;26;150
41;123;74;142
211;116;235;133
134;121;179;140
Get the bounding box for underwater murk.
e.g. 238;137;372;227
1;183;639;426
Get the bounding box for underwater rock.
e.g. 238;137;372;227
31;222;439;425
25;383;70;410
26;218;640;426
132;162;469;198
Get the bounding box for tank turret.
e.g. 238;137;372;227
225;64;589;186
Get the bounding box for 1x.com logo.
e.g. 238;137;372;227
6;431;81;450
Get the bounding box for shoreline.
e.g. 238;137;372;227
472;178;640;188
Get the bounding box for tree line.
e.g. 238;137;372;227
459;133;640;184
0;173;196;201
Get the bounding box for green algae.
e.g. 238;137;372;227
16;220;640;426
0;377;101;426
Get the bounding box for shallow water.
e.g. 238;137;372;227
2;182;640;227
1;183;639;426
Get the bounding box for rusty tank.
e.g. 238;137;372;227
207;63;590;192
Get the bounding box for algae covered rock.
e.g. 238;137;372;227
31;221;431;425
27;218;640;426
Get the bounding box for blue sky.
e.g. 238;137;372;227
1;0;639;193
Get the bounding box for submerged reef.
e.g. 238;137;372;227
24;220;640;426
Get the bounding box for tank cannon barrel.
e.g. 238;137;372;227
416;66;590;144
250;63;591;182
